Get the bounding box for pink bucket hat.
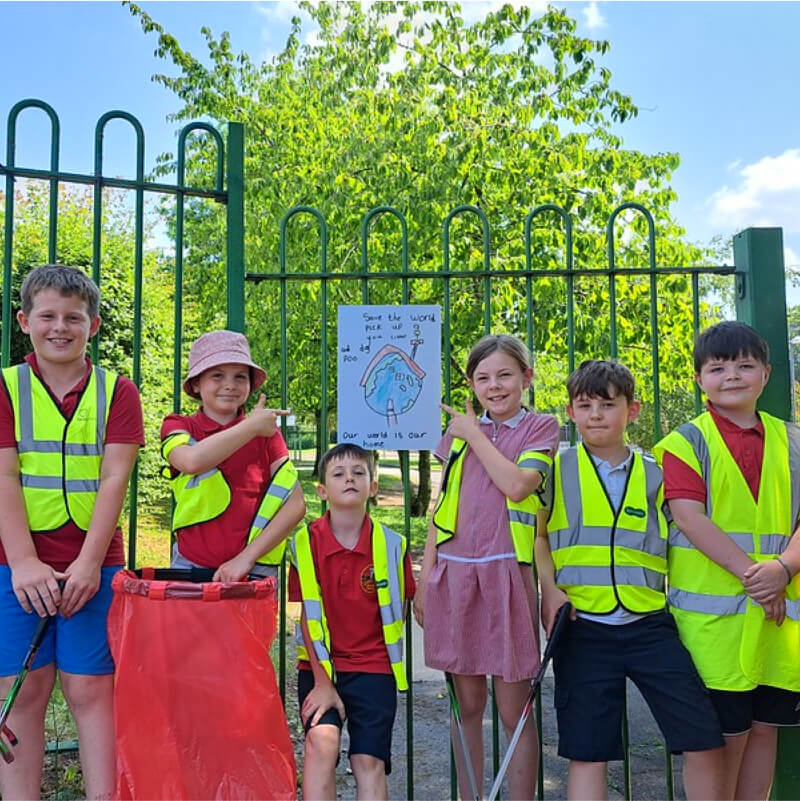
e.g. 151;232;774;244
183;330;267;399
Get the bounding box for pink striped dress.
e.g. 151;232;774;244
423;408;560;682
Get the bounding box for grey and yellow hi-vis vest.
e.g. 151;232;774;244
162;432;299;566
654;411;800;691
547;445;667;614
432;437;552;564
289;520;409;691
1;362;116;532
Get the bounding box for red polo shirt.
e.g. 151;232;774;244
288;512;416;674
161;408;289;567
0;353;145;570
662;403;765;503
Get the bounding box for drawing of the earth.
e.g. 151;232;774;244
363;351;423;416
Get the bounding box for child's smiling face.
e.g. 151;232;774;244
192;363;251;423
468;350;532;423
696;353;770;415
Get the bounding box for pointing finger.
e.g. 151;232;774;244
272;409;291;416
440;403;457;416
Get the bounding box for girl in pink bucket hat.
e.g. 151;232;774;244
160;330;305;580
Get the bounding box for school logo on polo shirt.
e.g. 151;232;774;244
360;565;377;594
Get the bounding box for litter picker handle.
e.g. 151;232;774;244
542;601;572;666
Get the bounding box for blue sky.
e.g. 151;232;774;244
2;1;800;298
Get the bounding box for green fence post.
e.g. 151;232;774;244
733;228;791;419
226;121;245;334
733;228;799;800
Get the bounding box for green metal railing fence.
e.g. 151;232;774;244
249;201;745;801
3;102;798;799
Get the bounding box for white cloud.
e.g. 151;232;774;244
583;2;606;31
707;149;800;234
785;245;800;270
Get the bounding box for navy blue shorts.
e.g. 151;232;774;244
709;685;800;736
298;670;397;774
553;612;724;762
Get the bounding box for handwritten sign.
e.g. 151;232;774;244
337;305;442;451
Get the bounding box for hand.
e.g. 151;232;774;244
60;556;101;618
247;395;290;438
213;552;255;583
440;398;481;442
761;595;786;626
10;557;65;616
541;588;576;637
412;584;426;628
743;560;788;604
301;681;346;727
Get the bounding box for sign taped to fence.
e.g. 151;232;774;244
337;305;441;451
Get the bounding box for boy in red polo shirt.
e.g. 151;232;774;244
288;444;415;801
655;321;800;801
161;329;305;580
0;265;143;800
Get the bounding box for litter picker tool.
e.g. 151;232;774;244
445;671;481;801
486;602;573;801
0;603;59;763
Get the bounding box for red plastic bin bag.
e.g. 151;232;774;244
108;569;296;800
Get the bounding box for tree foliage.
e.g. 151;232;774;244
126;0;729;459
0;183;177;508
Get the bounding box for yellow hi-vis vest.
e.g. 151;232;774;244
162;432;299;566
1;362;116;532
653;410;800;691
431;437;552;564
547;445;667;614
288;520;409;691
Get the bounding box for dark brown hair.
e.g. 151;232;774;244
567;359;635;404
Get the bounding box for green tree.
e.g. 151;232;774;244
126;1;728;511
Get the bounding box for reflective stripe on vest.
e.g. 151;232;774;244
432;437;552;564
654;411;800;691
1;363;115;532
163;435;232;533
248;459;299;565
289;520;409;691
547;445;667;615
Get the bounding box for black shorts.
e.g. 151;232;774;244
553;612;724;762
709;686;800;736
297;670;398;774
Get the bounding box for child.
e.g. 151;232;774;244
536;359;725;801
415;333;559;801
161;329;305;580
0;265;144;800
288;443;415;801
654;322;800;800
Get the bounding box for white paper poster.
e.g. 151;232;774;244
337;305;442;451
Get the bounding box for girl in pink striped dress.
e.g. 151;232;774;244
414;334;559;801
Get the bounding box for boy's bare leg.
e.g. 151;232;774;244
302;723;340;801
567;761;607;801
682;747;726;800
0;665;56;801
60;672;114;800
451;674;488;800
350;754;388;801
719;733;750;800
494;677;539;801
734;723;778;801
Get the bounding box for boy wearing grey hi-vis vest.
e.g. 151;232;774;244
535;360;725;801
288;443;415;801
